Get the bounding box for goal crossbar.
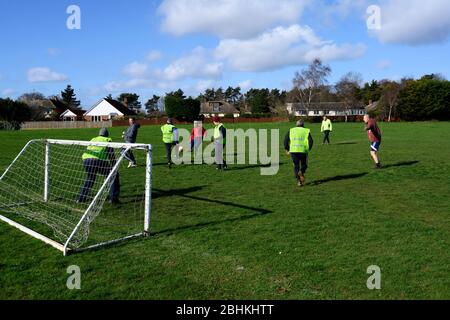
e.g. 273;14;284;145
0;139;153;256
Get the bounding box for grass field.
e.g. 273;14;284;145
0;121;449;300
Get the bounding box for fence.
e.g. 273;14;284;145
112;117;290;127
21;121;113;130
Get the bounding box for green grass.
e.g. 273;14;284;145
0;122;449;299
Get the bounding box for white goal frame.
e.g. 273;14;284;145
0;139;153;256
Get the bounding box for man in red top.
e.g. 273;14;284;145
363;114;382;169
190;121;206;156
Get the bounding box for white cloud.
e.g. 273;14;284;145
216;25;366;72
371;0;450;45
1;88;15;97
27;67;68;83
377;60;391;69
158;0;309;39
123;62;149;78
238;80;253;91
47;48;61;56
147;50;162;61
159;47;223;81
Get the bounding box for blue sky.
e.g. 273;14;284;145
0;0;449;108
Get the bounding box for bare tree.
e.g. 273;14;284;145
380;80;401;122
335;72;363;122
292;58;332;114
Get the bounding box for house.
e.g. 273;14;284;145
200;101;240;118
84;98;137;122
286;102;366;117
49;99;85;121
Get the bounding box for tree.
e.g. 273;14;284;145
145;95;161;114
397;77;450;121
117;93;142;113
18;92;54;120
379;80;401;122
61;85;81;109
360;80;382;105
335;72;363;122
164;90;201;122
245;89;271;113
292;58;332;113
0;98;32;129
105;94;113;100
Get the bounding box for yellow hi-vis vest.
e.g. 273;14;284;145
322;119;333;132
161;124;175;143
82;136;112;160
289;127;310;153
214;123;226;143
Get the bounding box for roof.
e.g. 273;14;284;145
50;99;85;116
287;102;365;111
60;109;84;118
200;101;239;114
84;99;137;116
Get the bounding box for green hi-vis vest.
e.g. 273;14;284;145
161;124;175;143
82;136;113;160
214;123;226;143
289;127;310;153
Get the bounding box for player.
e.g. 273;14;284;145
190;121;206;156
78;128;120;205
321;116;333;144
122;117;141;168
212;116;227;171
363;114;382;169
284;119;314;187
161;118;179;168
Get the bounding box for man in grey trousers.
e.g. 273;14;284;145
122;117;141;168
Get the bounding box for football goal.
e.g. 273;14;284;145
0;139;152;256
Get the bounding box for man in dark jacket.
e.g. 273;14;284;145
122;118;141;168
284;120;314;187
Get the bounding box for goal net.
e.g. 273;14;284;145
0;139;152;255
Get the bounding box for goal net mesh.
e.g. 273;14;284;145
0;139;149;250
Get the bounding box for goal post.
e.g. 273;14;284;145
0;139;152;256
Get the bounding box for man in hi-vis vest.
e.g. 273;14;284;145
161;118;179;168
212;116;227;171
78;128;121;204
284;120;314;187
321;116;333;145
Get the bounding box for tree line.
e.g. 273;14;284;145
1;60;449;129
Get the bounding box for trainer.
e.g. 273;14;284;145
78;128;120;204
321;116;333;144
363;114;382;169
284;120;314;186
161;118;178;168
212;116;227;171
122;117;141;168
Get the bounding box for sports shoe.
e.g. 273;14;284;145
299;175;306;186
128;163;137;168
375;163;382;169
110;199;122;205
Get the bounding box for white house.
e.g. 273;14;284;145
286;102;366;117
200;101;240;118
84;98;136;122
60;109;85;121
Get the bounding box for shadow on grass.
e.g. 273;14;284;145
332;141;359;145
229;163;284;171
308;172;369;186
382;161;419;169
151;186;272;236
